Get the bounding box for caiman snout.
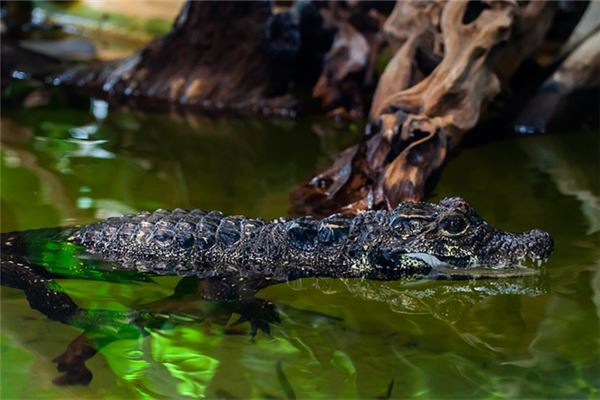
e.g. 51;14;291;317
481;228;554;269
524;229;554;262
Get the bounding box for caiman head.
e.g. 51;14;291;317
370;197;554;279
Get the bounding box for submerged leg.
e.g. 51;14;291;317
1;256;81;322
141;276;281;336
1;256;144;385
1;256;99;384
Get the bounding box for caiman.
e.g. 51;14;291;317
1;197;554;286
0;196;554;385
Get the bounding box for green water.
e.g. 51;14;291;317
1;96;598;399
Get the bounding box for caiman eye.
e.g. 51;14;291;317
439;215;469;236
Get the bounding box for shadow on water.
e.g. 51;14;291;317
1;92;598;398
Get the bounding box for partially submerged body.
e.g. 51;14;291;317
1;197;554;286
0;197;554;383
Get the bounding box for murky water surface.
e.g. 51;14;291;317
1;95;598;398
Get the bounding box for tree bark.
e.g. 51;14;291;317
56;1;307;116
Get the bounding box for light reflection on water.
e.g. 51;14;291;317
0;98;598;398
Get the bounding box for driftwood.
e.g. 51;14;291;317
52;1;390;118
2;0;597;217
54;2;307;116
290;1;558;216
369;0;445;115
311;2;390;118
516;5;600;134
558;0;600;58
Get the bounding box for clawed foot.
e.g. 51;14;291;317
52;334;97;386
230;298;281;336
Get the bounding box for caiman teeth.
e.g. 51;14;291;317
516;254;549;269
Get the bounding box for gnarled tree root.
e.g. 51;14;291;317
291;0;557;216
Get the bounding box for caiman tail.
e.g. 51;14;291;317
1;226;153;283
1;227;77;261
1;227;80;280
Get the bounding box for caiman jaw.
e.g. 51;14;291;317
432;264;543;280
522;229;554;265
490;229;554;269
427;228;554;280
